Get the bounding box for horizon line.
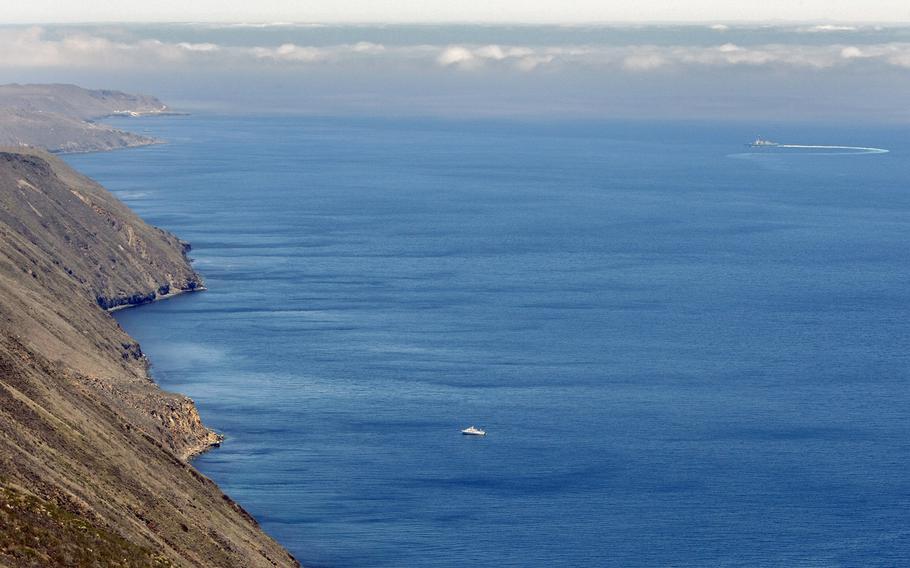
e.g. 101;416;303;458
4;19;910;27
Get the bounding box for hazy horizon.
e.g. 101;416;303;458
2;22;910;123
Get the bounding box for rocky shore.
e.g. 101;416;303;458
0;143;299;565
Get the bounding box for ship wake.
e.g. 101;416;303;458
775;144;889;154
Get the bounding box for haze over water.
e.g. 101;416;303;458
68;115;910;566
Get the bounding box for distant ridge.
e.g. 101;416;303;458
0;83;173;153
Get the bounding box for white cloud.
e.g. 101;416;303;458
436;46;478;68
674;44;777;66
177;42;220;52
252;43;325;62
836;43;910;67
474;45;506;60
436;44;554;71
0;27;199;67
350;41;385;54
797;24;858;33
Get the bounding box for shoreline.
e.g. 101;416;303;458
80;110;226;459
51;137;165;155
105;285;208;313
58;112;181;154
106;286;226;461
0;90;300;565
181;413;225;461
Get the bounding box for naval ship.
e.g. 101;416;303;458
748;137;779;148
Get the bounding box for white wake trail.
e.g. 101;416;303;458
777;144;889;154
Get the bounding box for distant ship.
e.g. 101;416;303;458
748;137;780;148
461;426;486;436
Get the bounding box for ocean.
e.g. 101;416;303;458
66;115;910;567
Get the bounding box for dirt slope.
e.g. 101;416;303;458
0;149;299;567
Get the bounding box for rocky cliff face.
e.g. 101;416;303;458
0;84;169;153
0;149;299;567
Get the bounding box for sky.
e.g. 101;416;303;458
3;0;910;24
1;22;909;122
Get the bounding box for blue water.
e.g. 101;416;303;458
66;116;910;567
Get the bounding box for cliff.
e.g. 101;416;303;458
0;149;299;567
0;84;170;153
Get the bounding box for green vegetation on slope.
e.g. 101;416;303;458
0;484;173;568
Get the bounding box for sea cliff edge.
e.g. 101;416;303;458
0;99;300;566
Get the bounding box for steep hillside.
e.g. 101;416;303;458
0;149;299;567
0;84;169;153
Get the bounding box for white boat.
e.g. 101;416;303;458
461;426;486;436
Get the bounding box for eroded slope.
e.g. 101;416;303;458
0;150;298;567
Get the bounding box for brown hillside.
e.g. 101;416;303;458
0;149;299;567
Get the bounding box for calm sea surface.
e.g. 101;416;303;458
67;116;910;567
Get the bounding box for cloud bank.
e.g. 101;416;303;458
3;24;910;121
3;26;910;73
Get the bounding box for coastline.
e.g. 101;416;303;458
50;109;180;154
105;284;208;313
68;110;225;456
0;84;179;154
0;99;301;565
82;111;239;463
50;137;165;155
72;111;237;475
106;284;227;461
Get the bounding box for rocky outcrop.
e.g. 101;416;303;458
98;279;203;312
0;149;299;567
0;84;172;153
